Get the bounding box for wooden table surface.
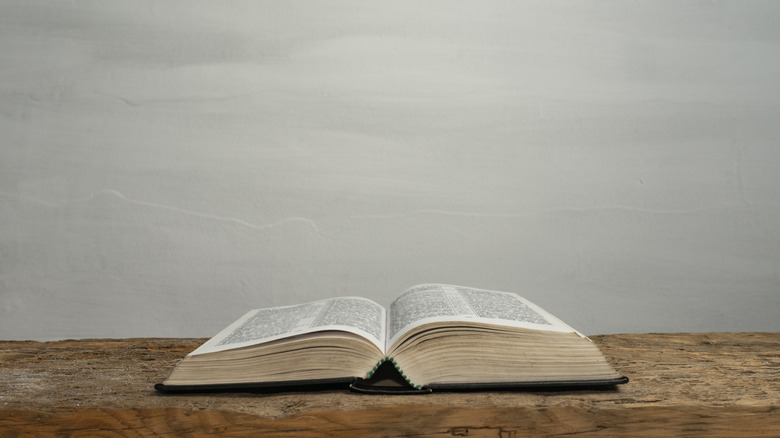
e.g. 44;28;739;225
1;332;778;437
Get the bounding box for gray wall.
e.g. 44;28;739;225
2;0;779;340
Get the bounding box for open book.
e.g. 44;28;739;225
156;284;627;394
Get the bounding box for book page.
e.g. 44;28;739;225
387;284;575;347
191;297;386;355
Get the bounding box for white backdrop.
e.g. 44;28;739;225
2;0;779;340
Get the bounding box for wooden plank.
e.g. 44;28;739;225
1;333;778;437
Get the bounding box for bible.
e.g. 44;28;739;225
155;284;627;394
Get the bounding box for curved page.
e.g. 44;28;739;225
191;297;386;355
388;284;578;348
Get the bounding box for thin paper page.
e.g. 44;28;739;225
387;284;575;347
191;297;386;355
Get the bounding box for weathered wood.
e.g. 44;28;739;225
1;333;778;437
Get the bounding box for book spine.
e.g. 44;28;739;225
366;357;422;390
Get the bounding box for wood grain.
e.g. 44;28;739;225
1;333;778;437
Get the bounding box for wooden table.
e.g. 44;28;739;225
1;333;778;437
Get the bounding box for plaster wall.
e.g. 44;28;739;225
2;0;779;340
